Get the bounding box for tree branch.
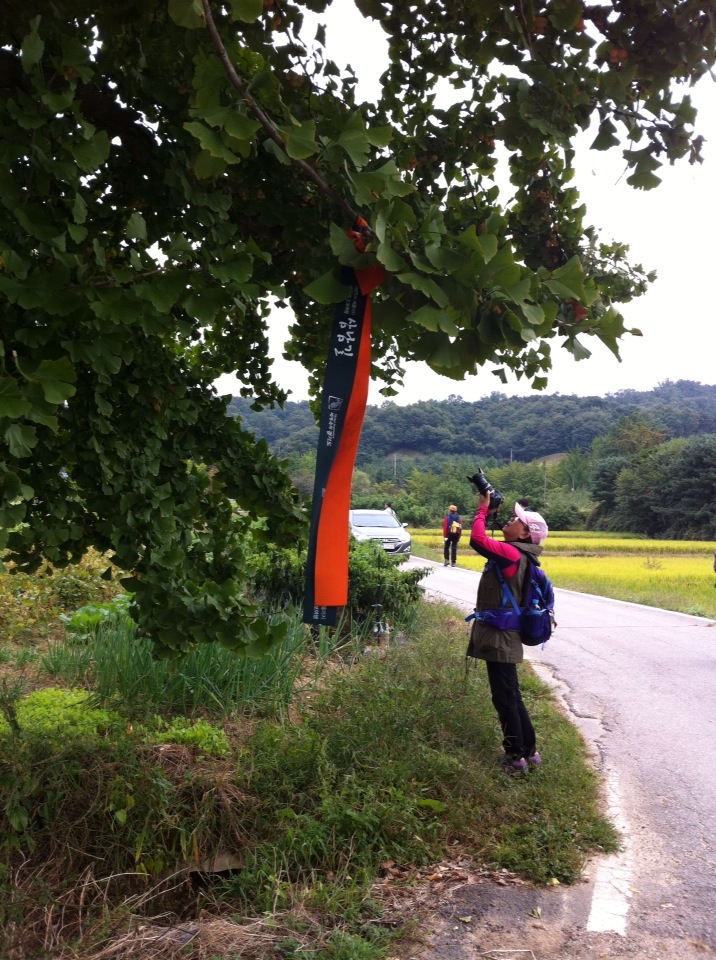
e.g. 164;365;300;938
200;0;375;243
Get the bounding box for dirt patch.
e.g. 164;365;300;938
387;871;716;960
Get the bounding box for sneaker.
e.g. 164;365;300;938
444;560;449;566
527;751;542;768
451;563;456;567
500;756;527;777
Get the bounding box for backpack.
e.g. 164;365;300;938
469;556;556;648
450;519;462;536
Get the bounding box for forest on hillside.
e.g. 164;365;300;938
225;381;716;540
227;380;716;465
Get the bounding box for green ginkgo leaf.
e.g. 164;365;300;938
304;270;352;305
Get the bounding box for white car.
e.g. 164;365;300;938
349;509;411;556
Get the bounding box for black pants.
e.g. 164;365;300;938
444;536;458;564
486;661;536;760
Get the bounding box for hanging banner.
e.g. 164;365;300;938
302;263;384;626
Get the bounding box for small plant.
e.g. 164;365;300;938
0;677;26;736
685;605;707;617
0;687;125;743
60;592;133;642
147;717;230;757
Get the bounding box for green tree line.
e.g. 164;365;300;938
228;379;716;463
228;381;716;538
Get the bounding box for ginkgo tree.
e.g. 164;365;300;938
1;0;714;654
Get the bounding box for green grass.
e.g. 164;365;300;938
0;603;616;960
41;603;351;720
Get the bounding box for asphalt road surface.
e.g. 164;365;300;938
402;554;716;960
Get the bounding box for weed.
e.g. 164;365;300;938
42;610;345;719
148;717;231;757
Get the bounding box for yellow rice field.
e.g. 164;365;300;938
410;529;716;619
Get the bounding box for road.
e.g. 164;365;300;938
402;555;716;960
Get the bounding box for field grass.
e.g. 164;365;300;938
410;528;716;619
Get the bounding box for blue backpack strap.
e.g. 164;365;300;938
493;562;521;615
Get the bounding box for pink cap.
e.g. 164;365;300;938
514;502;549;545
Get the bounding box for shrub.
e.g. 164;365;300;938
247;538;429;628
249;542;306;610
346;540;427;625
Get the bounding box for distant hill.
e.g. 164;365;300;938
226;380;716;464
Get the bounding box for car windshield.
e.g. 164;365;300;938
352;512;400;528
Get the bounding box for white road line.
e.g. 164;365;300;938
586;769;634;935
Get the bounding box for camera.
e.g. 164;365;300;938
466;468;505;511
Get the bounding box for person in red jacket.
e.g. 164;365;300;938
442;505;462;567
467;492;549;775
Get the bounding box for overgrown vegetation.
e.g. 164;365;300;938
0;550;120;644
0;550;616;959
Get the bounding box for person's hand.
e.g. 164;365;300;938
478;491;491;510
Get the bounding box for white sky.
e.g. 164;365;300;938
214;4;716;406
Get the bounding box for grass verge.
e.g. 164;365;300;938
1;602;616;959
